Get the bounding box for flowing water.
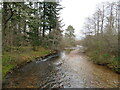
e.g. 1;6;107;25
3;47;119;88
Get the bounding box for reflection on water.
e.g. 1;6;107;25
3;47;119;88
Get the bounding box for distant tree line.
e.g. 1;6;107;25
60;25;76;48
82;1;120;72
2;1;63;52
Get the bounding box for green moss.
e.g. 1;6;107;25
2;64;15;78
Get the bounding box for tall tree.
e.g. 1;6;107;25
65;25;75;47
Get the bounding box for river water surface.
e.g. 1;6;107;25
3;47;119;88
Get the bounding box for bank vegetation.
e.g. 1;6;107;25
2;1;63;77
82;1;120;73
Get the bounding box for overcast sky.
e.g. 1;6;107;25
60;0;117;40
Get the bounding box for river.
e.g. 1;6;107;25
3;47;119;88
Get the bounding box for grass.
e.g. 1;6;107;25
86;50;120;73
2;46;53;78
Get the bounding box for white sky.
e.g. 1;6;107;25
60;0;117;40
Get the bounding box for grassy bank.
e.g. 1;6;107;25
86;50;120;73
2;46;54;78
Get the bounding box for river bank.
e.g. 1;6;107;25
85;50;120;74
2;46;56;78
